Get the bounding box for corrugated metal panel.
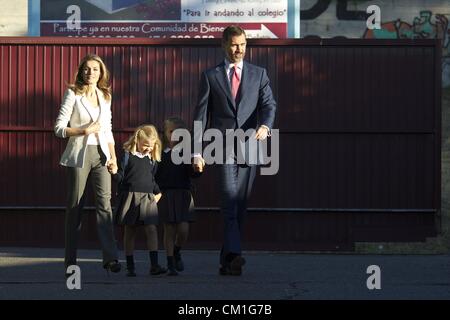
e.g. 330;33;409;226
0;209;356;251
0;209;435;250
0;38;441;249
274;46;435;132
249;133;435;209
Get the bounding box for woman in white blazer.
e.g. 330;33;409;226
54;54;121;275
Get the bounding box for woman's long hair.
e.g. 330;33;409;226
123;125;162;162
68;54;111;101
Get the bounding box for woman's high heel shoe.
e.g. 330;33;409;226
103;260;121;276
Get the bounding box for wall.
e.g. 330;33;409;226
0;0;28;36
301;0;449;87
0;38;441;251
301;0;450;253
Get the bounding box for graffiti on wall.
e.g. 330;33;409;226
301;0;369;21
301;1;450;87
362;11;450;87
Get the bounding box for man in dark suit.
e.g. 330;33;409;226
192;25;277;276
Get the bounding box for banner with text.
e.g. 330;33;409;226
40;0;288;38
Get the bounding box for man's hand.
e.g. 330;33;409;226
192;155;205;173
255;126;269;140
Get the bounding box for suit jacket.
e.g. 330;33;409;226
54;88;115;168
194;61;276;135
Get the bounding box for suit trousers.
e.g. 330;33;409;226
64;145;119;268
219;163;256;265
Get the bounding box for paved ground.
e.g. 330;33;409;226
0;247;450;300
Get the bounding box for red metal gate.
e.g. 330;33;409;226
0;37;441;250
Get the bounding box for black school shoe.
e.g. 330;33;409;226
167;266;178;276
149;264;167;275
174;253;184;272
126;266;137;277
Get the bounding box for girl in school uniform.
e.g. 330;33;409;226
156;117;202;276
110;124;166;277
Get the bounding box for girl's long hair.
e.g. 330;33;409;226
68;54;111;101
123;125;162;162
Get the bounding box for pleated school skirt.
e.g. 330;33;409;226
157;189;195;224
115;191;158;225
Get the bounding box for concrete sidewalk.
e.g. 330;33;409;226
0;247;450;300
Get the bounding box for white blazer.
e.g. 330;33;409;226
54;88;115;168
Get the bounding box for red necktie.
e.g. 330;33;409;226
231;65;240;100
